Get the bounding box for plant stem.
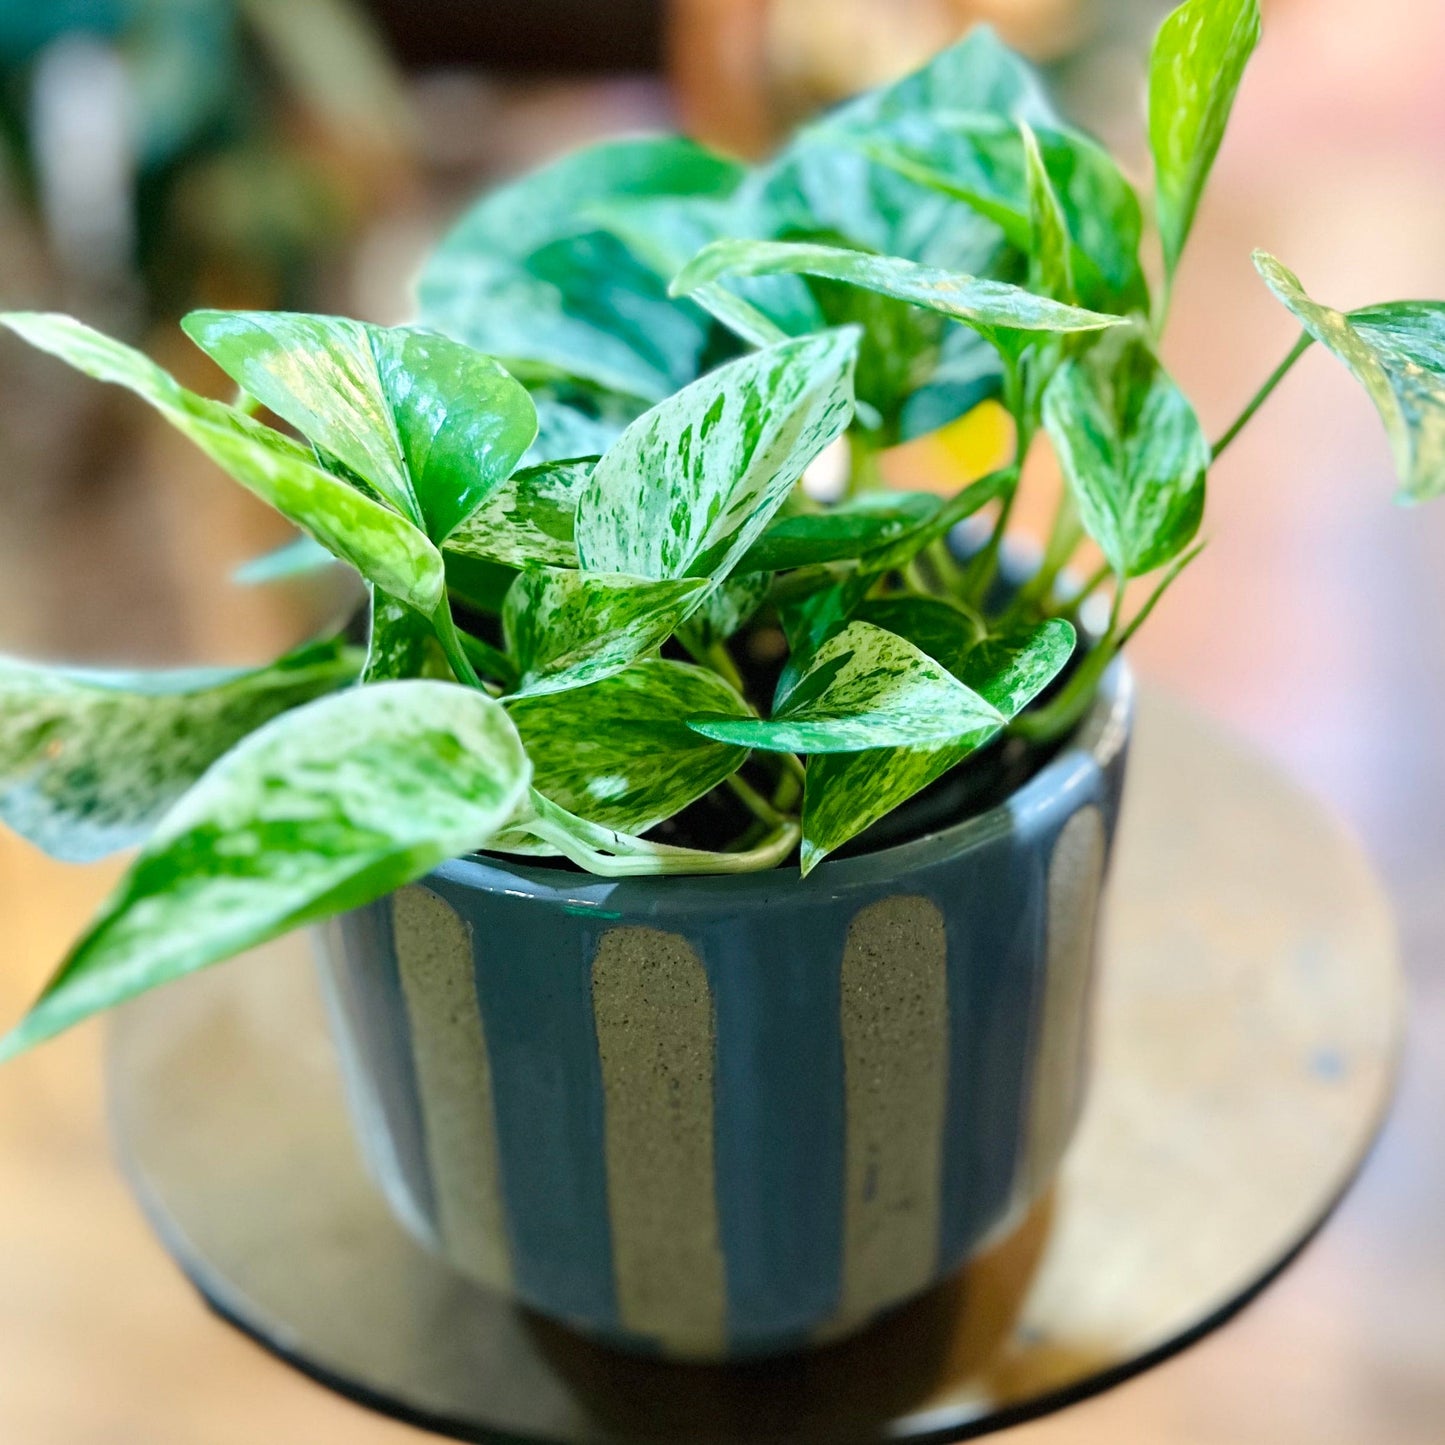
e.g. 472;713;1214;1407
847;431;883;497
725;772;789;829
431;598;486;690
526;809;801;877
705;641;746;694
770;753;805;813
963;362;1030;604
1212;332;1312;461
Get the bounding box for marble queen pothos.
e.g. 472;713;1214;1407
0;1;1438;1149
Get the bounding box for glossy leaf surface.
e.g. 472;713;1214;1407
674;241;1129;348
689;621;1002;754
739;492;942;573
445;460;592;569
1255;252;1445;501
503;567;706;697
0;314;446;611
1042;346;1208;577
183;311;539;542
1149;0;1262;280
0;682;531;1059
0;640;360;863
576;331;858;584
798;619;1075;873
508;660;750;834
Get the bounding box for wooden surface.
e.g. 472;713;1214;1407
101;690;1400;1444
1;0;1445;1440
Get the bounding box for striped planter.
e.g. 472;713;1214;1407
317;665;1131;1360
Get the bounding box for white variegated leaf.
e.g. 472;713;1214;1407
575;331;859;585
0;682;531;1059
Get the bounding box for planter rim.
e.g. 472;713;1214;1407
434;658;1133;906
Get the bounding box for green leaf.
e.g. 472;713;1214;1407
755;29;1055;269
1149;0;1262;281
0;638;360;863
1255;252;1445;501
444;460;591;569
678;571;772;650
364;592;447;683
861;117;1147;313
418;137;742;402
1022;120;1073;303
503;567;707;698
576;331;859;584
673;241;1130;353
853;595;986;675
183;312;539;543
0;313;445;613
798;619;1075;873
233;534;338;586
1042;345;1208;578
689;620;1002;754
738;492;942;572
507;659;750;834
0;682;531;1060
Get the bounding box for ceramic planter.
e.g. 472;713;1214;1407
316;662;1132;1361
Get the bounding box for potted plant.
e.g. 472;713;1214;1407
0;0;1439;1361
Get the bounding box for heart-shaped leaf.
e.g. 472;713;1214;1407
689;620;1002;754
853;595;986;675
1042;345;1208;578
507;660;750;834
673;241;1130;353
503;567;706;698
183;312;539;543
798;619;1075;873
738;491;942;573
418;137;742;403
0;314;446;612
1255;252;1445;501
444;460;591;569
575;331;858;585
0;681;532;1059
0;639;361;863
1149;0;1262;282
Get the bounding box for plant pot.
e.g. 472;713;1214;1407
315;661;1133;1361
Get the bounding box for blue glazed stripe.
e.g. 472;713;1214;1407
704;908;847;1350
429;879;619;1330
326;901;440;1235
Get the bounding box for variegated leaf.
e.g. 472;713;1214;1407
503;567;706;698
1255;252;1445;501
0;314;445;612
417;137;741;402
363;591;448;683
0;682;531;1059
445;460;591;569
183;311;538;543
1149;0;1262;280
798;619;1075;873
0;639;361;863
672;241;1129;351
507;660;750;834
576;331;858;584
738;491;941;573
1042;345;1208;578
689;621;1002;754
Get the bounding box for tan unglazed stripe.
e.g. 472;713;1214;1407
392;885;512;1293
1025;806;1107;1203
591;927;726;1357
837;895;950;1329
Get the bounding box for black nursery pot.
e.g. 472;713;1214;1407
316;662;1133;1361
